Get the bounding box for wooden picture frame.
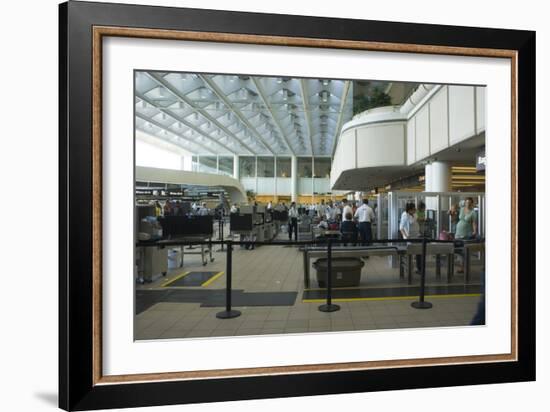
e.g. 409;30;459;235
59;1;535;410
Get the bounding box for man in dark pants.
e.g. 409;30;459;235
288;202;299;241
354;198;375;246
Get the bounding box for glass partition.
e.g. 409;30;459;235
313;157;331;178
257;157;275;177
198;156;217;174
239;156;256;178
387;191;485;240
218;156;234;176
297;157;312;178
276;157;291;177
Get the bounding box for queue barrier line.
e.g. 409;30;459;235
302;293;481;303
136;237;485;318
303;283;482;292
201;271;224;287
160;271;190;287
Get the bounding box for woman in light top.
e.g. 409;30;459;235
400;202;421;273
455;197;478;273
455;197;477;240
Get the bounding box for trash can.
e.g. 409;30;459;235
313;257;364;288
167;248;181;269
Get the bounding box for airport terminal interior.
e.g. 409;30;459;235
134;72;486;340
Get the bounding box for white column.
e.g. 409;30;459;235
181;155;193;171
291;155;298;202
311;157;315;203
254;156;258;195
233;155;239;180
424;163;432;192
425;161;450;210
425;161;450;192
274;156;278;201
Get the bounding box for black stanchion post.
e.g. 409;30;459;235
319;237;340;313
216;218;225;252
411;237;433;309
216;240;241;319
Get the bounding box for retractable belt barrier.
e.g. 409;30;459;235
136;237;484;317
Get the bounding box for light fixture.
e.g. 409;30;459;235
158;87;165;97
180;73;187;81
161;113;167;120
141;100;147;108
178;101;185;109
322;79;330;86
194;112;199;121
283;89;288;101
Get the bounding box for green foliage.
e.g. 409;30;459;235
353;87;392;115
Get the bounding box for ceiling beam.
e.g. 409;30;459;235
198;74;277;156
331;81;352;158
136;92;237;155
299;79;315;156
145;72;258;155
250;78;296;156
135;112;215;155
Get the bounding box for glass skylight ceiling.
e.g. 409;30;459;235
135;71;354;156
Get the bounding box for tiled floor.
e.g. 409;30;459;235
135;232;483;340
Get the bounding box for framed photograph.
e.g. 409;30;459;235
59;1;535;410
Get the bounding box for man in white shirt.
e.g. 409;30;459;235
315;200;325;217
354;198;376;245
197;202;210;216
341;198;353;221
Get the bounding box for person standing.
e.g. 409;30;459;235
341;198;353;222
455;197;478;273
455;197;478;240
340;212;358;246
317;199;326;218
400;202;421;273
288;201;299;241
354;198;375;245
197;202;210;216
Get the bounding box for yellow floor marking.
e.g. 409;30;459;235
302;293;481;303
161;271;190;287
201;271;224;287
